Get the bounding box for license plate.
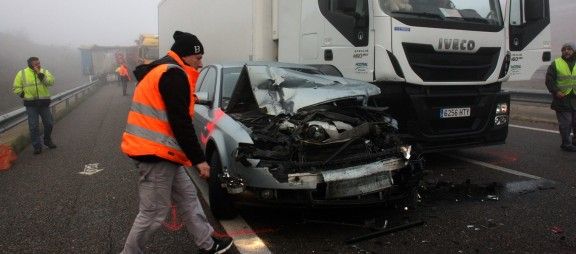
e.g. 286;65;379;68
326;173;392;199
440;107;471;118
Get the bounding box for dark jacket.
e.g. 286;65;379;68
130;55;206;164
545;57;576;111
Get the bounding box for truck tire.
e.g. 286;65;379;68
208;151;238;219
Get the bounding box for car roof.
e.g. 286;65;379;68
207;61;319;70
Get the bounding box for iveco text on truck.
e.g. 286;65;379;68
158;0;550;151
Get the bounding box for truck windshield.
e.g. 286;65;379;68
379;0;503;28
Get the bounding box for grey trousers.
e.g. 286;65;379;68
121;161;214;254
556;111;576;146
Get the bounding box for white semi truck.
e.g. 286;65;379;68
158;0;550;151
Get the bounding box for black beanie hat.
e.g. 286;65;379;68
170;31;204;56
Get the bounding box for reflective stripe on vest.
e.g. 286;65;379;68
124;124;181;150
121;63;193;166
555;58;576;95
129;101;169;122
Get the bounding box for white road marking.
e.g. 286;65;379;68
447;155;543;180
186;167;272;254
509;124;558;134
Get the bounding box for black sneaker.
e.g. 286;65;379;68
202;236;233;254
44;141;57;149
33;147;42;155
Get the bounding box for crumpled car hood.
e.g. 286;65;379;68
226;65;380;115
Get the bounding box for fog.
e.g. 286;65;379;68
0;0;160;114
0;0;575;114
0;0;160;47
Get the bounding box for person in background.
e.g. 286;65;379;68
12;57;57;155
116;63;132;96
546;43;576;152
120;31;233;254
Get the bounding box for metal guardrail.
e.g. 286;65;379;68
505;89;551;104
0;80;101;134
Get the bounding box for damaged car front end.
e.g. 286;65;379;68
194;63;423;219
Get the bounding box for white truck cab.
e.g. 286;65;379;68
158;0;550;151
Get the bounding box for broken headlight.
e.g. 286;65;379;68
305;124;328;142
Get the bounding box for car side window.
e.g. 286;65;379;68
195;68;209;92
199;67;217;102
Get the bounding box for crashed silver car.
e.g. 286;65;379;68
194;62;423;219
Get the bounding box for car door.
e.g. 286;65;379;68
194;66;218;147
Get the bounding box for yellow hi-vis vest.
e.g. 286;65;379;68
12;67;54;101
555;58;576;95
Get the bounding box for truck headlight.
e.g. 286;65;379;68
400;145;412;160
494;103;508;126
495;115;508;126
495;103;508;115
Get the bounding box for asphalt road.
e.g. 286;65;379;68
1;81;575;253
0;83;238;254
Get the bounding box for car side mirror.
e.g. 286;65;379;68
195;91;212;106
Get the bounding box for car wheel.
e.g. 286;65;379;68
208;151;238;219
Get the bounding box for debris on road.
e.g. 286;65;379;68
79;163;104;175
550;226;564;234
345;220;426;244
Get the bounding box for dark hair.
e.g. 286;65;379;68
27;57;39;66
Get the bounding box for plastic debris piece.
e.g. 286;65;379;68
487;219;498;228
486;195;499;201
79;163;104;175
162;203;183;231
467;225;475;229
550;226;564;234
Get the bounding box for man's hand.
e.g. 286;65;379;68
556;91;566;99
37;72;46;81
196;161;211;179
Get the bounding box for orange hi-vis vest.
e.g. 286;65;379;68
121;51;199;166
117;65;128;76
116;64;131;80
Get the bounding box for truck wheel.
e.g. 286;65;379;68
208;151;237;219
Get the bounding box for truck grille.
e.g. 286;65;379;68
402;43;501;82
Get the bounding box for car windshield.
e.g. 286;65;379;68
379;0;503;27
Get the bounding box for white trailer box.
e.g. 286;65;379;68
158;0;278;64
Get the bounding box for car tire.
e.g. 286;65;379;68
208;151;238;220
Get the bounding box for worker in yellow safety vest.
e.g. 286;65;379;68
546;42;576;152
12;57;57;154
